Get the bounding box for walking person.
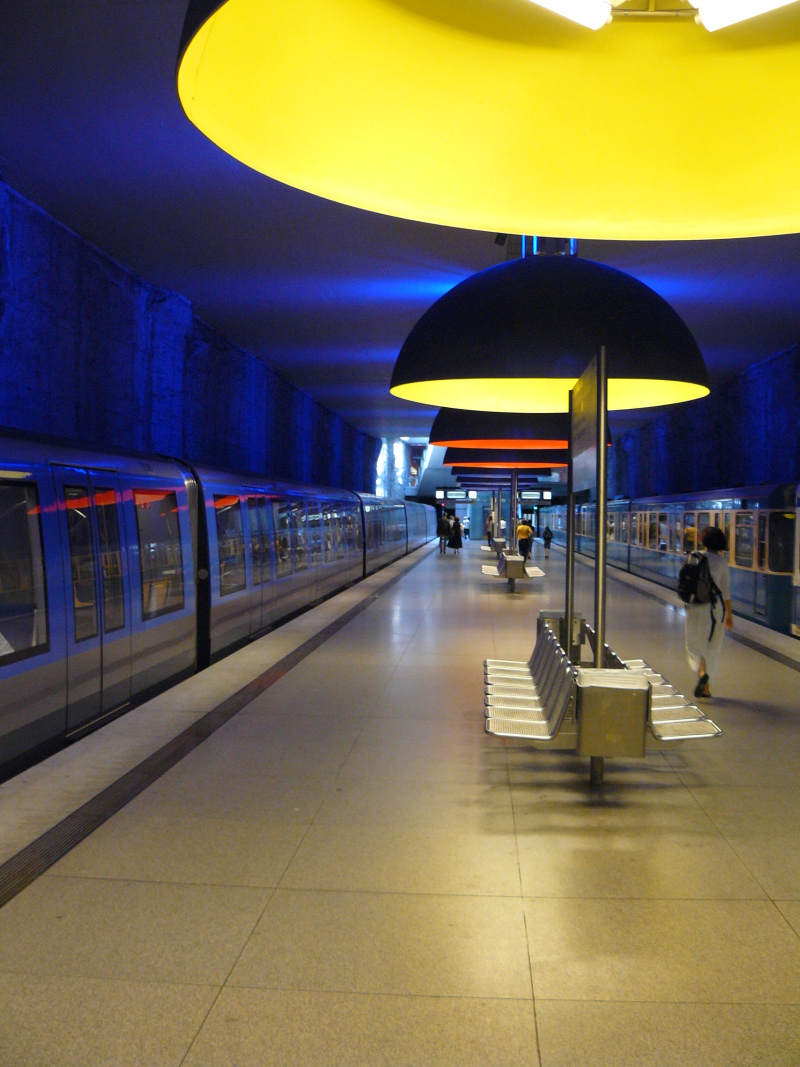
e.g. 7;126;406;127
437;511;451;554
542;525;553;559
683;526;733;698
516;518;533;561
447;516;463;556
485;514;494;547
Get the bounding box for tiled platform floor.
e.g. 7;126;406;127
0;538;799;1066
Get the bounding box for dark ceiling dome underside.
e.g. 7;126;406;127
391;256;709;390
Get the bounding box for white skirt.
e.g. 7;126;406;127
684;602;725;678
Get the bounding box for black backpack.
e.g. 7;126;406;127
677;551;722;638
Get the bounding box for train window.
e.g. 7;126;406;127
65;485;98;641
0;482;48;662
272;499;293;578
134;489;185;620
619;511;629;544
758;512;767;570
95;487;125;633
723;512;731;553
768;512;795;573
697;512;711;540
349;505;362;551
306;500;324;565
683;512;696;553
214;495;246;596
648;513;657;549
248;497;271;585
658;513;668;552
734;512;755;568
290;500;309;571
607;513;616;541
674;513;682;553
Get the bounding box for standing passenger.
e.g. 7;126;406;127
516;518;533;561
437;511;451;554
684;526;733;698
485;514;494;547
447;516;463;556
542;526;553;559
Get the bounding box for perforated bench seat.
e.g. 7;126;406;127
650;718;722;741
485;716;565;739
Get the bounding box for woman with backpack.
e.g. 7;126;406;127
683;526;733;699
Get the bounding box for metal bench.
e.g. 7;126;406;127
481;552;544;591
581;627;722;742
483;613;721;784
484;624;577;741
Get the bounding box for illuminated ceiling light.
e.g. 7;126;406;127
444;448;568;468
696;0;799;31
178;0;800;239
390;257;709;414
430;410;570;450
529;0;612;30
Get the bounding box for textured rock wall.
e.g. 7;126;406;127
610;344;800;499
0;181;381;491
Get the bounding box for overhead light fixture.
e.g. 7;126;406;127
430;410;570;450
177;1;800;239
444;448;568;469
529;0;612;30
696;0;798;31
391;257;709;414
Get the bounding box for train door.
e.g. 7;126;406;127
247;494;272;633
54;467;131;733
755;511;768;618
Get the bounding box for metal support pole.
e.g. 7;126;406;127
590;755;604;786
594;345;608;670
510;469;518;554
496;486;503;541
566;390;575;661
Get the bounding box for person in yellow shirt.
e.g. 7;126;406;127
517;519;534;561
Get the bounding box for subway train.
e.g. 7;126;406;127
540;485;800;638
0;431;437;779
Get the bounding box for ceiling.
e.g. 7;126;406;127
2;0;800;445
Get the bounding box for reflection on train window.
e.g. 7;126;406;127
95;487;125;632
768;513;795;573
697;512;711;541
347;507;362;551
214;495;246;596
723;513;731;553
134;488;185;620
758;512;767;570
674;514;682;553
0;482;48;661
734;511;755;567
607;513;616;541
272;499;293;578
306;499;323;565
658;513;668;551
290;501;308;571
248;496;271;585
648;513;658;549
619;512;629;543
65;485;98;641
683;512;696;553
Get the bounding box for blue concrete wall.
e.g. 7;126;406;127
0;181;381;491
611;343;800;498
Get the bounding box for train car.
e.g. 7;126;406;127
199;468;365;663
0;431;436;779
541;484;797;636
0;434;197;774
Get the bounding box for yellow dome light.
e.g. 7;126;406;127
178;0;800;239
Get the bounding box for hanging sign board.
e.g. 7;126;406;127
571;355;597;495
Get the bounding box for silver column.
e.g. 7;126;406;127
510;468;518;553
